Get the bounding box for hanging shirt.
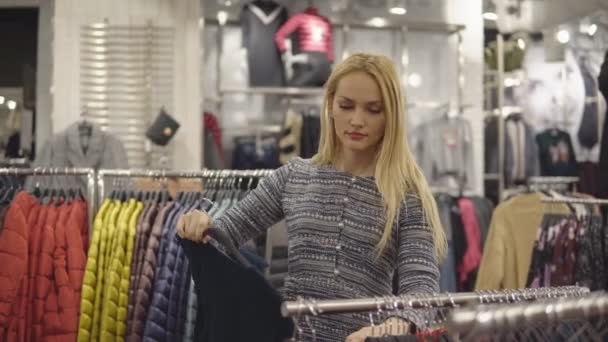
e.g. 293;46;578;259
274;7;334;61
535;129;578;177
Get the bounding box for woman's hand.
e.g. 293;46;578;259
177;209;213;243
345;318;410;342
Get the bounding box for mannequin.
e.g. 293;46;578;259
274;6;333;87
241;0;288;87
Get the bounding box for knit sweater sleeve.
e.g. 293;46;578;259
395;194;440;329
214;162;291;248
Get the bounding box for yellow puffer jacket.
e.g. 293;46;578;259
100;199;139;341
118;202;143;337
77;199;111;342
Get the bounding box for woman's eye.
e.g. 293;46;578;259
339;104;353;110
368;108;382;114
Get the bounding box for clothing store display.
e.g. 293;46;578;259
599;51;608;199
232;135;281;169
275;7;333;87
435;194;457;292
456;198;482;290
577;56;601;149
413;116;473;189
241;0;288;87
485;114;539;190
475;192;572;290
146;108;180;147
203;112;224;169
536;129;577;177
300;110;321;158
577;162;601;197
279;109;303;164
32;122;128;190
433;194;493;292
214;158;439;341
181;232;293;342
0;191;89;342
526;206;606;291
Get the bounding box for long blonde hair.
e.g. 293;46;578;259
312;53;447;260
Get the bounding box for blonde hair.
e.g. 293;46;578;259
312;53;447;260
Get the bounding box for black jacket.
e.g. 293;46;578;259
180;229;294;342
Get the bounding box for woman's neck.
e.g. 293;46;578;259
334;149;377;177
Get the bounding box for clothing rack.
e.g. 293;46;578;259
0;167;96;228
527;176;579;184
542;196;608;206
445;292;608;336
281;286;589;318
96;168;274;206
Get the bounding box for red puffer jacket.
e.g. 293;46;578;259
0;192;38;342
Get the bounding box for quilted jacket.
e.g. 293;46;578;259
77;199;114;342
126;203;152;336
0;192;38;341
144;200;208;341
142;203;183;341
100;199;137;341
126;203;173;342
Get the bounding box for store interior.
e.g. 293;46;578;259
0;0;607;340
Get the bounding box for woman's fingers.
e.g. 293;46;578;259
177;210;211;243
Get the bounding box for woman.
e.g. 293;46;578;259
178;53;446;342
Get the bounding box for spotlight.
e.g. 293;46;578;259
556;29;570;44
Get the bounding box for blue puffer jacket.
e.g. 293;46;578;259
143;200;208;342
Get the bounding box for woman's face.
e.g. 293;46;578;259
331;71;387;156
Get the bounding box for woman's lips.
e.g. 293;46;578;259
346;132;367;141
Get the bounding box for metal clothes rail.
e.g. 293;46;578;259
96;168;274;206
281;286;589;318
0;167;96;228
542;196;608;206
445;292;608;336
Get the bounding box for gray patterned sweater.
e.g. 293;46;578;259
215;158;439;341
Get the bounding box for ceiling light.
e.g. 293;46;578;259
388;0;407;15
483;12;498;21
7;100;16;110
517;38;526;50
556;29;570;44
389;7;407;15
366;17;388;28
407;73;422;88
588;24;598;36
217;10;228;26
0;96;4;105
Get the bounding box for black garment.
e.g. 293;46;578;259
289;51;332;87
577;162;600;197
300;112;320;158
535;129;578;177
598;51;608;199
180;231;294;342
241;1;288;87
577;57;600;149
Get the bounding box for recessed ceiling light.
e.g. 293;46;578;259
483;12;498;21
366;17;388;28
389;7;407;15
556;29;570;44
